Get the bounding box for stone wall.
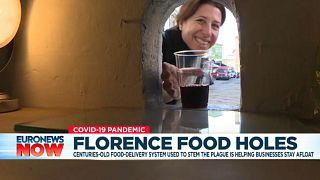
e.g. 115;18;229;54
236;0;320;118
1;0;147;109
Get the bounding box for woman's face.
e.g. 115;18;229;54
179;4;222;50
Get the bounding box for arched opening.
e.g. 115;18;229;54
142;0;239;109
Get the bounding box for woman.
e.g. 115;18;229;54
162;0;226;103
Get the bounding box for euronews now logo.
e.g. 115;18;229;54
16;136;64;157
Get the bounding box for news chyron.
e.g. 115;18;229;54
0;130;319;160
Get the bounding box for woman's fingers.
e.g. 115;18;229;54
161;63;205;100
179;67;203;76
162;63;180;99
162;63;177;79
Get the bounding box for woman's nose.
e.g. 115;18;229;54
201;23;211;36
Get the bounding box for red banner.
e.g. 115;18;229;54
68;126;150;134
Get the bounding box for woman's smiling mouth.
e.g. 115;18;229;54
194;37;211;46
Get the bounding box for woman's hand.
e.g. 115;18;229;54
161;62;181;100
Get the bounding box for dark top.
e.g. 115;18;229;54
162;26;190;65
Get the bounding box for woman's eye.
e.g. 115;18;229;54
212;24;220;30
196;19;206;24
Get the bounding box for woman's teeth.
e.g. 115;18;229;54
195;38;210;45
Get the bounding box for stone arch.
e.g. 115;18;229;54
141;0;238;108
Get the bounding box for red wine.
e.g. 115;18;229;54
180;85;209;108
